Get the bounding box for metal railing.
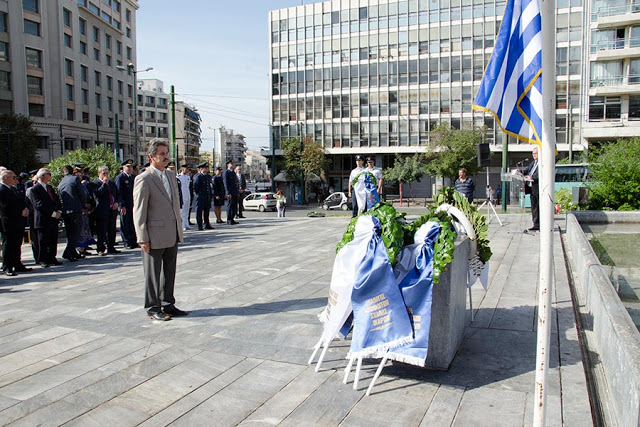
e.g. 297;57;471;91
592;1;640;20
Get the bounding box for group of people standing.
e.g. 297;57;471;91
348;154;384;217
179;158;249;231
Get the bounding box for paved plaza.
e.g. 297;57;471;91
0;208;592;426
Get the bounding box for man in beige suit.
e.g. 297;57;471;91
133;138;187;321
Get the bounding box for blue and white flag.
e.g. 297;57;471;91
473;0;543;146
348;217;414;358
386;222;441;366
364;173;380;211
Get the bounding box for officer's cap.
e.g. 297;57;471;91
29;169;38;175
196;162;208;168
19;172;29;179
72;162;85;168
226;158;234;165
354;155;364;161
167;161;176;168
121;159;134;166
180;163;189;168
215;166;223;171
365;156;374;162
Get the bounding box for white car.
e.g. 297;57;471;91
243;192;277;212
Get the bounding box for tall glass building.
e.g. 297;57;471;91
268;0;586;193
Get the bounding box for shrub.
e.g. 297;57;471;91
588;138;640;211
554;188;578;213
46;146;120;187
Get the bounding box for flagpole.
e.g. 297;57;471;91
533;0;556;423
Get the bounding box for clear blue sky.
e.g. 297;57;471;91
136;0;318;152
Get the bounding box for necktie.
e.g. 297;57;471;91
161;171;172;200
106;182;114;206
46;185;54;201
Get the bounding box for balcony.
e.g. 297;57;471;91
592;2;640;28
589;74;640;95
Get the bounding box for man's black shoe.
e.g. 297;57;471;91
50;260;63;266
148;312;171;321
528;227;539;231
39;263;50;268
197;227;204;231
15;266;33;272
227;220;238;225
216;220;224;224
204;225;214;230
63;256;78;262
238;215;246;219
3;270;16;277
107;249;121;254
128;244;139;249
163;306;188;317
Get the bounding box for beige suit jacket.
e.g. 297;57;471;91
133;167;184;249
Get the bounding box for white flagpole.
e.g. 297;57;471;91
534;0;556;423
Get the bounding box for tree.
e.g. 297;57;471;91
281;136;330;202
422;124;484;180
0;113;40;173
588;138;640;210
46;146;120;187
382;153;425;201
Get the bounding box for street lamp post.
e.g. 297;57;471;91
207;126;216;167
117;63;152;163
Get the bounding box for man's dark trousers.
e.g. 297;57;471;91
108;210;118;249
62;212;81;259
226;196;237;222
142;243;178;314
530;182;540;229
120;210;135;246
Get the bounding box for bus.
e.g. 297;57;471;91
554;163;591;191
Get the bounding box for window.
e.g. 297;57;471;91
79;17;86;35
94;48;100;61
127;84;132;97
116;41;122;55
66;84;74;101
64;33;72;47
23;0;38;13
125;8;131;23
113;0;121;12
0;13;6;32
25;48;42;67
93;26;99;42
117;80;123;94
27;76;43;95
107;96;112;111
80;41;87;55
24;19;40;36
106;75;112;91
630;96;640;120
126;27;131;38
63;8;71;26
0;42;8;62
588;96;621;121
81;89;88;104
145;95;155;105
29;103;44;117
96;115;102;126
82;112;89;124
95;92;101;107
126;46;131;60
65;58;73;77
81;65;88;81
66;109;74;121
0;71;10;91
94;70;101;86
88;2;99;15
106;54;111;66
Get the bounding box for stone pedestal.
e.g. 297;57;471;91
425;238;471;370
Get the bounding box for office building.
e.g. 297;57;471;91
137;78;169;164
245;149;269;181
173;100;202;167
582;1;640;147
215;125;247;168
268;0;586;193
0;0;139;164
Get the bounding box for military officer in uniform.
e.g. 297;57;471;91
115;159;138;249
193;162;213;230
223;159;239;225
178;163;193;230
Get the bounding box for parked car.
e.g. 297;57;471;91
243;192;277;212
322;192;351;211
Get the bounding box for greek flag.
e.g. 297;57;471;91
473;0;542;146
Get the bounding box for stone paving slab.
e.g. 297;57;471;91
0;210;592;426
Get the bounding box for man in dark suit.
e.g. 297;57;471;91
93;166;120;255
192;162;213;230
58;165;86;261
524;146;540;231
212;166;225;224
133;138;186;321
223;159;239;225
115;159;138;249
27;168;62;267
0;170;31;275
235;165;247;219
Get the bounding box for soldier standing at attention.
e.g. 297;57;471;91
193;162;213;231
115;159;138;249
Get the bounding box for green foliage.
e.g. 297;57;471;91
0;113;41;173
281;137;329;184
587;138;640;210
351;171;378;187
435;187;493;263
336;202;407;265
406;210;457;284
382;153;425;185
46;146;120;187
423;124;484;180
554;188;578;213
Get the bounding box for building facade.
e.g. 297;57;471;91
582;1;640;147
245;149;269;181
136;78;168;164
173;101;201;167
268;0;586;193
0;0;139;164
215;125;247;167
